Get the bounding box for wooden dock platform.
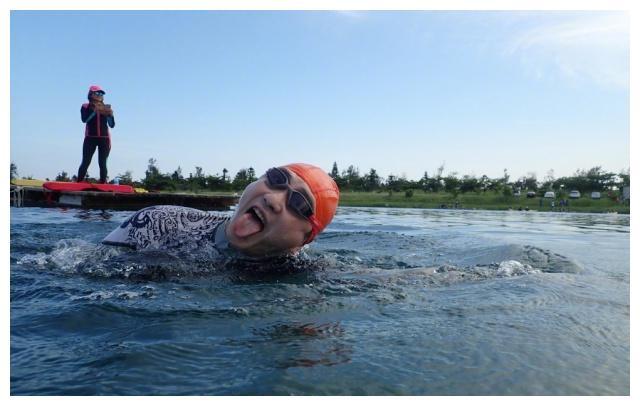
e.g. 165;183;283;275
10;186;238;211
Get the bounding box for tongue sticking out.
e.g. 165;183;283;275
233;212;263;238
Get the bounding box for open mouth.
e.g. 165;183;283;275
232;206;266;239
248;206;266;228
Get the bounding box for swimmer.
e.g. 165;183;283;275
102;163;339;258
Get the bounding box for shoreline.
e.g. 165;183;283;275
337;191;629;214
9;184;629;214
337;202;628;214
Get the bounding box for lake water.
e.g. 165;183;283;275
10;206;629;395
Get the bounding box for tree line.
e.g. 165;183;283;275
328;162;629;198
48;159;259;192
10;160;630;196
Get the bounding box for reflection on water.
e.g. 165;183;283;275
253;322;352;368
74;209;113;221
10;207;629;395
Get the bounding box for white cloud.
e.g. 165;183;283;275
505;13;629;89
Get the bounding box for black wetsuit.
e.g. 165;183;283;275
77;103;115;182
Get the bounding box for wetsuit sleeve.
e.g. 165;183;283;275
102;205;223;250
107;114;115;128
81;105;96;123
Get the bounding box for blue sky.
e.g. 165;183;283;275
10;10;629;182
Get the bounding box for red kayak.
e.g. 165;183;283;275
43;181;135;194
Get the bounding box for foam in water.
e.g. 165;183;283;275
16;235;579;289
495;260;539;276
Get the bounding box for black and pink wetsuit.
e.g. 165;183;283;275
77;103;115;182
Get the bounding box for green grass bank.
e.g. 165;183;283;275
155;189;628;214
337;191;629;214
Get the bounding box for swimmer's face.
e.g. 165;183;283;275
226;167;315;257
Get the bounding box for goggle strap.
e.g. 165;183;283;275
303;214;322;245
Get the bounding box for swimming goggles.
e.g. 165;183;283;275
265;167;322;244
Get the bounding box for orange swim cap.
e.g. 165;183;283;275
283;163;340;243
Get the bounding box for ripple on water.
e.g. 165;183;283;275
10;207;628;395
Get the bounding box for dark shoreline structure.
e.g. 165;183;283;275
10;186;238;211
9;186;628;214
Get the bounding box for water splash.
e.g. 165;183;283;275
16;232;582;288
16;238;324;282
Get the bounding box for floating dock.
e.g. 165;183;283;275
10;185;238;211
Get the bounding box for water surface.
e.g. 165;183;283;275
10;207;629;395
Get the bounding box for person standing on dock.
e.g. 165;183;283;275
77;85;115;183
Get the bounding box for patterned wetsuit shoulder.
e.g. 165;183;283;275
102;205;228;250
